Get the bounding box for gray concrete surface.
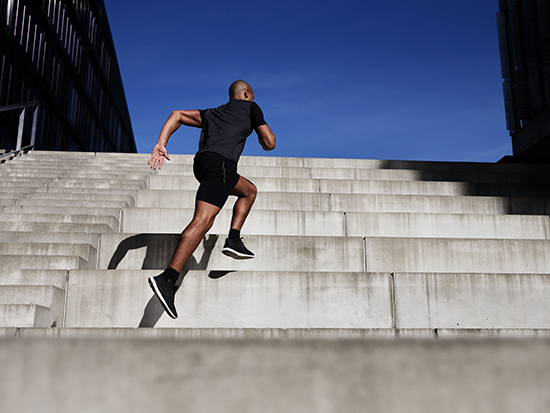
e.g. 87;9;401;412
365;237;550;273
1;337;550;412
65;270;391;329
135;188;550;214
97;233;365;272
122;207;550;238
394;272;550;328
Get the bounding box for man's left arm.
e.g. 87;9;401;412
256;124;276;151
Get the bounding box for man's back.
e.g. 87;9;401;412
197;99;266;164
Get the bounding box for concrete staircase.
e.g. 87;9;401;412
1;150;550;412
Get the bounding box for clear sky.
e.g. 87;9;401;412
105;0;510;163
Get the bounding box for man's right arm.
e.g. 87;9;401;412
149;110;202;170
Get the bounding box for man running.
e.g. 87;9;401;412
147;80;276;319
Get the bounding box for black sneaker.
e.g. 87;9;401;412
148;274;178;319
222;237;255;259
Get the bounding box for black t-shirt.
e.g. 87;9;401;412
196;100;267;164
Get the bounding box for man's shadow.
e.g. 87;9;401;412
107;233;234;327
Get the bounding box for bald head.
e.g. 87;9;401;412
229;80;254;101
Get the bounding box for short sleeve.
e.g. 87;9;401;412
250;102;267;128
198;109;208;128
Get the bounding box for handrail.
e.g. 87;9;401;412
0;101;40;160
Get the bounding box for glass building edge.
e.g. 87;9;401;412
497;0;550;158
0;0;137;154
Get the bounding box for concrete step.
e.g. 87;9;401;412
19;151;550;173
98;233;364;272
0;231;100;244
1;336;549;412
0;304;56;328
99;233;550;273
36;186;138;197
5;204;122;216
0;171;64;178
121;208;550;239
0;221;113;233
0;242;96;263
15;198;130;208
28;192;136;206
393;272;550;329
0;286;65;328
0;191;31;199
364;237;550;273
135;189;550;214
4;327;550;339
0;327;431;339
64;270;391;328
0;284;64;305
160;163;550;184
0;213;118;230
63;269;550;330
0;254;89;270
63;171;153;179
122;208;348;236
0;186;37;193
0;178;50;186
0;269;67;289
162;152;550;173
0;199;17;207
46;178;147;190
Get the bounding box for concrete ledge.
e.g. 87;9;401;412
5;205;124;218
158;162;550;184
98;234;365;272
0;285;65;328
345;212;550;239
150;175;550;197
4;327;550;340
135;189;550;214
0;269;67;289
16;198;130;208
3;327;435;339
65;270;391;329
0;213;119;231
0;221;113;233
122;208;550;239
365;238;550;273
0;304;54;327
394;273;550;328
122;208;346;236
0;242;96;263
2;338;550;412
0;254;88;270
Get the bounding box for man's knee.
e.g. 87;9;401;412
247;183;257;199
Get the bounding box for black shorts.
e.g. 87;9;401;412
193;151;240;208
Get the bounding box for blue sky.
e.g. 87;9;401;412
105;0;510;162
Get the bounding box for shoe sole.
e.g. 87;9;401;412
221;247;255;259
148;277;178;319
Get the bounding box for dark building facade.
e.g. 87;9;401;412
0;0;136;153
497;0;550;158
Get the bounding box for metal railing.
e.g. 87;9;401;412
0;101;40;160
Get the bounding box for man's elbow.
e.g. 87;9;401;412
263;140;276;151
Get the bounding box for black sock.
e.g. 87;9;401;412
229;229;240;241
163;267;180;284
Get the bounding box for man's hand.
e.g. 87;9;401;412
148;144;170;170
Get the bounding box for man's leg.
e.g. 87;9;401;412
149;200;220;319
168;200;221;272
229;176;257;232
222;176;257;259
